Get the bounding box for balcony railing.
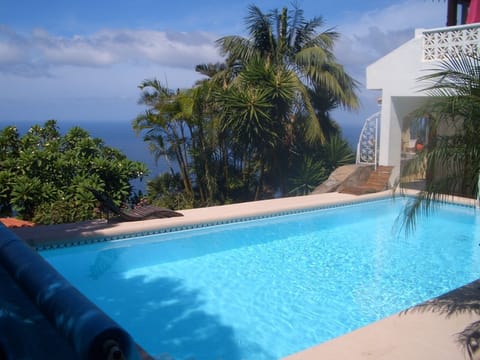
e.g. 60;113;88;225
422;23;480;61
356;111;380;168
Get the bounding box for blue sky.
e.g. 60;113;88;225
0;0;447;128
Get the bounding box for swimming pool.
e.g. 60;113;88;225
41;197;480;360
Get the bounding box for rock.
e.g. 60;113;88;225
312;165;374;194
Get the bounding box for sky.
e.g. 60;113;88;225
0;0;448;130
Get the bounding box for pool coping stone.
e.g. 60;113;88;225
13;189;477;251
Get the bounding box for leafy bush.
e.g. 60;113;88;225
0;120;148;223
32;199;96;225
146;172;194;209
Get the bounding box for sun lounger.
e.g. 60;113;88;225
89;188;183;221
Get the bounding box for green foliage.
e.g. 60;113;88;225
216;4;359;144
399;52;480;232
286;135;353;196
146;172;194;209
321;135;355;172
214;4;357;197
0;120;148;223
135;4;358;205
32;199;95;225
133;80;195;198
288;157;328;196
11;176;44;220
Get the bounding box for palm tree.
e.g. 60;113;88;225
216;4;359;143
399;51;480;231
216;59;296;199
288;157;328;196
321;134;355;172
214;4;358;198
135;77;234;205
133;79;195;198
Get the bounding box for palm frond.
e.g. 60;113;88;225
216;36;257;63
245;5;275;56
297;54;359;110
419;53;480;98
308;29;339;48
287;4;303;48
399;52;480;230
293;75;325;144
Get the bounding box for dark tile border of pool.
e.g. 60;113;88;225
34;194;477;251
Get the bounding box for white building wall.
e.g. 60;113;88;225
366;29;440;181
366;23;480;182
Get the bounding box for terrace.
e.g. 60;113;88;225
4;190;480;360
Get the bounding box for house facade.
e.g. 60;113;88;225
364;22;480;182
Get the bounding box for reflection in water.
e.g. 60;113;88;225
89;248;124;280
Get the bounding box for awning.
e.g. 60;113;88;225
467;0;480;23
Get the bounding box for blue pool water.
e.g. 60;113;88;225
41;198;480;360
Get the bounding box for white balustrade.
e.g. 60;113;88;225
423;24;480;61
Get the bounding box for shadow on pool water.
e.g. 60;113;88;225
83;268;275;360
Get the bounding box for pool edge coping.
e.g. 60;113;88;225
11;189;478;251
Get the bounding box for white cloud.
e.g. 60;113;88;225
339;0;446;35
0;26;222;77
0;0;450;126
330;0;447;116
335;27;414;83
0;59;207;124
335;1;446;73
0;42;22;64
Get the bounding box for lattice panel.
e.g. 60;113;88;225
423;25;480;61
356;112;380;165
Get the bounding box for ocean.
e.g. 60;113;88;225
3;120;363;192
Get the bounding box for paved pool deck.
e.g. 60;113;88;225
13;191;383;248
10;190;480;360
